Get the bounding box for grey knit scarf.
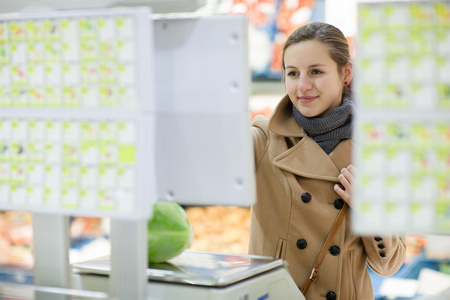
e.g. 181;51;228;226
292;98;354;154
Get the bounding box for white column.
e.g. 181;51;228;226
109;219;148;300
32;213;71;300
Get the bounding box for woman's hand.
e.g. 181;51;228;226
334;164;356;206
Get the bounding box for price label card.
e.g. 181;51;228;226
0;7;155;219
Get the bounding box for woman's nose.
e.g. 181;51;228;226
297;74;312;92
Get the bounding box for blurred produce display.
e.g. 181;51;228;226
185;206;251;254
0;212;108;268
70;217;105;239
0;211;33;268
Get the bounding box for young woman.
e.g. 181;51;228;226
248;22;406;300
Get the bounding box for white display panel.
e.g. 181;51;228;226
153;14;256;207
352;0;450;234
0;7;155;219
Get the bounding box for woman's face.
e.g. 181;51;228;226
284;40;352;118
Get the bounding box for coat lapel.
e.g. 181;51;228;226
329;139;353;172
269;95;353;182
273;135;341;182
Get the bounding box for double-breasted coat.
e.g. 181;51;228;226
248;95;407;300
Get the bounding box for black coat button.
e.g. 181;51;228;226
326;291;337;300
296;239;307;249
378;244;386;250
329;245;340;256
375;236;383;242
333;199;344;210
380;252;387;258
301;193;311;203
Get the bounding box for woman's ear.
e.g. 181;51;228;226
343;61;353;84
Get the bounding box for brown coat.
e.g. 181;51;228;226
248;95;407;300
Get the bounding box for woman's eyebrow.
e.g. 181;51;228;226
309;63;326;68
285;63;327;69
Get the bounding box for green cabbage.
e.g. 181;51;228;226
147;201;193;263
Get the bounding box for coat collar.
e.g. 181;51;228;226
269;95;306;137
269;95;353;182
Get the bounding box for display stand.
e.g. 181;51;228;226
0;4;305;300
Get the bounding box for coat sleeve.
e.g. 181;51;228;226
362;234;407;277
250;115;270;170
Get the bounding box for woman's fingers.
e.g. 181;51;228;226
334;165;357;206
338;173;352;193
347;164;357;177
340;165;355;186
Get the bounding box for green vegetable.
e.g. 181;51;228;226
147;201;193;263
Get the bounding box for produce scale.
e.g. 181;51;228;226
71;251;304;300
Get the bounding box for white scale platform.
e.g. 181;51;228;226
71;251;305;300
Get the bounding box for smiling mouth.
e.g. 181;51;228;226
298;96;318;103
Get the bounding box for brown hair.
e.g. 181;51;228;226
281;22;352;99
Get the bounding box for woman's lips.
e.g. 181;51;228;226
298;96;318;103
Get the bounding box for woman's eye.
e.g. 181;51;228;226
311;69;323;75
287;71;298;77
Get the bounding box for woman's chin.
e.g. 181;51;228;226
299;109;319;118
